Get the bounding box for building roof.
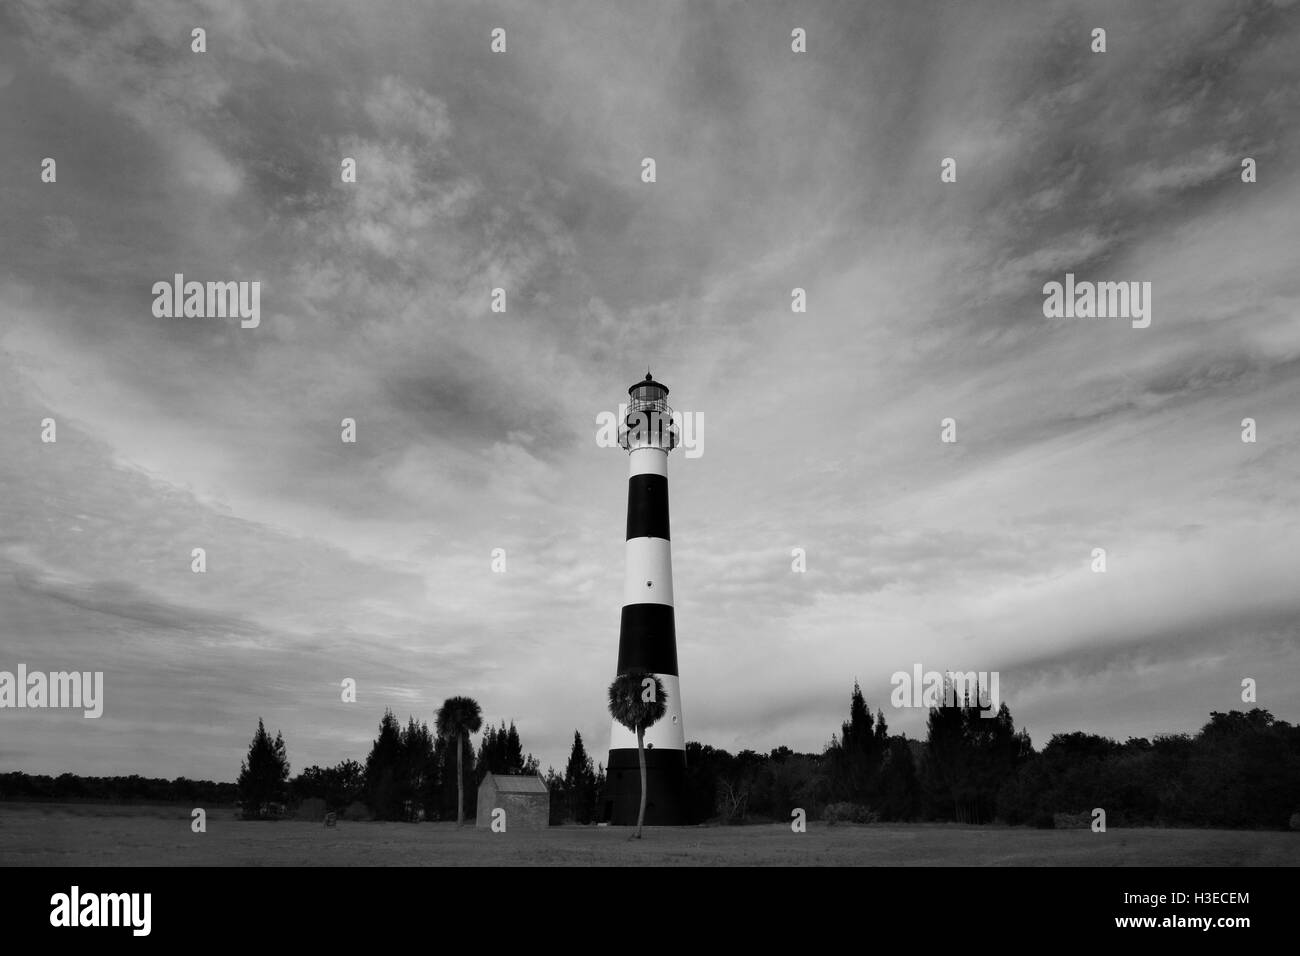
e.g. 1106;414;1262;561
481;772;548;794
628;371;668;396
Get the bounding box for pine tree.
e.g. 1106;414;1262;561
922;674;966;820
504;721;525;774
237;718;290;819
544;765;566;825
920;675;1029;823
594;761;607;821
475;724;499;784
474;720;530;778
401;717;436;819
878;735;920;820
832;681;884;804
563;730;597;823
365;709;404;820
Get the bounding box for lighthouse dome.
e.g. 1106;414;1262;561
628;371;669;400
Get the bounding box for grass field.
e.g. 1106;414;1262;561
0;803;1292;866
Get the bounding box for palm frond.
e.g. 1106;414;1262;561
435;696;483;739
608;670;668;732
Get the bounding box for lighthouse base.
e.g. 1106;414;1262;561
603;747;687;826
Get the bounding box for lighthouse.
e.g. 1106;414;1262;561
605;372;687;825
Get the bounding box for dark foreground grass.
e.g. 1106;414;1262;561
0;803;1292;866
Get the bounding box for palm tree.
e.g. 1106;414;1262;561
435;696;483;825
607;669;667;838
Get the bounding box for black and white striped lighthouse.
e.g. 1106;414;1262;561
605;372;687;825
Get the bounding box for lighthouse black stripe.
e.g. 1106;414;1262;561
605;748;687;825
626;474;670;541
616;604;678;674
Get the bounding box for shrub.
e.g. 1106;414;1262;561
1289;812;1300;832
824;802;878;825
1053;811;1092;829
238;800;286;820
295;797;327;822
343;800;371;821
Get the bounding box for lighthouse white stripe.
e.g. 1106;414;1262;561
623;537;674;606
609;674;685;751
628;447;668;478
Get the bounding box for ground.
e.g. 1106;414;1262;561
0;803;1291;866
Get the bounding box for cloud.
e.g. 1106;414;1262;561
2;0;1298;780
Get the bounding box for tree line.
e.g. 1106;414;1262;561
242;682;1297;830
675;683;1299;830
6;685;1296;830
0;772;237;804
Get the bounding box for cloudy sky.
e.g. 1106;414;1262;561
2;0;1298;781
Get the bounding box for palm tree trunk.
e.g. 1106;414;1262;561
456;731;465;826
635;726;647;839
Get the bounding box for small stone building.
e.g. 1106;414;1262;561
476;773;550;829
